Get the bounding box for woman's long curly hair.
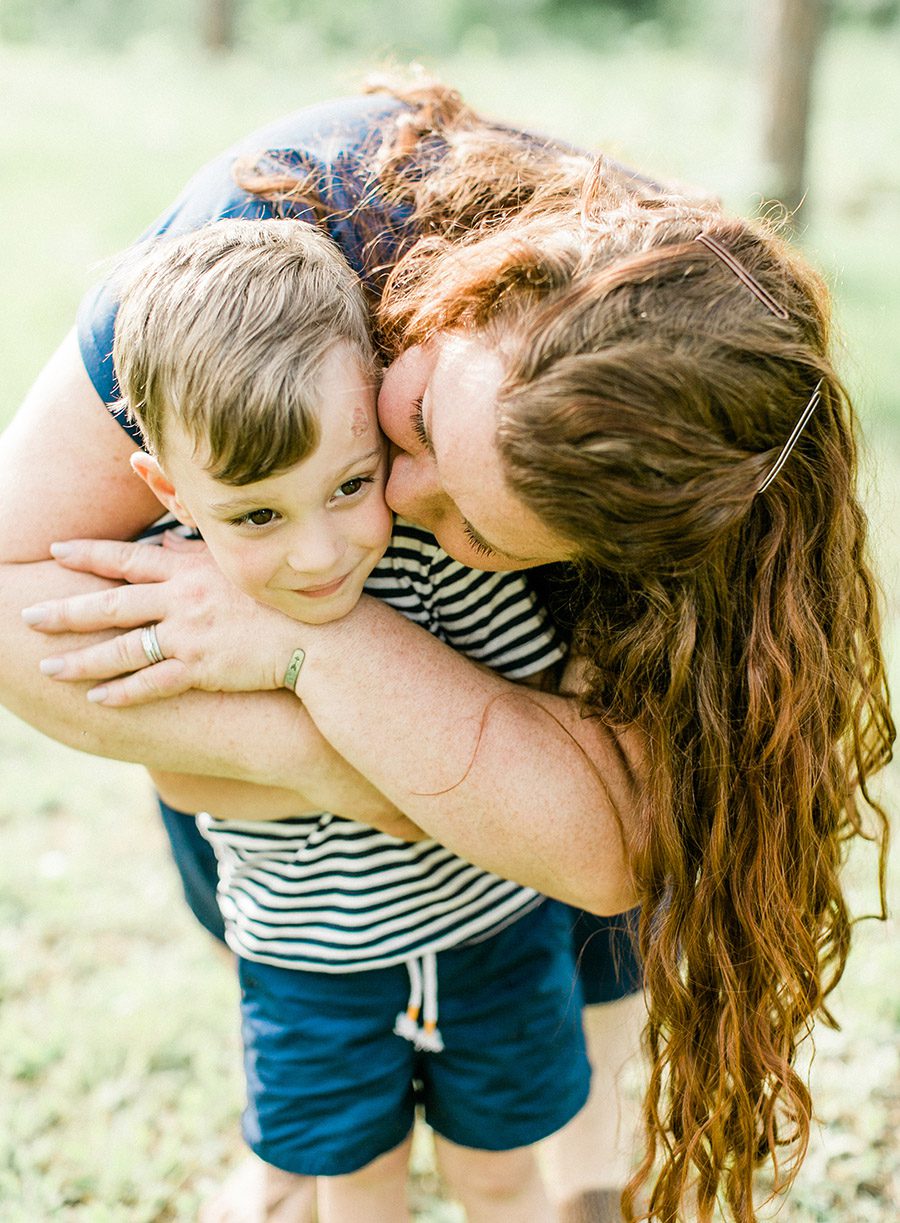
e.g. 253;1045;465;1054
240;77;893;1221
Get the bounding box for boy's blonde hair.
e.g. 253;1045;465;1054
113;219;375;485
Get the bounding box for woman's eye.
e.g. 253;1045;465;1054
334;476;373;499
238;508;278;527
411;396;430;450
462;521;495;559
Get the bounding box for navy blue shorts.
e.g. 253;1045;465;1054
236;901;590;1176
157;797;225;942
156;797;642;1004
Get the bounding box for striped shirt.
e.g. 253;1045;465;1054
198;520;565;973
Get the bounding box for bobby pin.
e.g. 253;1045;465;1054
695;233;790;321
757;380;824;494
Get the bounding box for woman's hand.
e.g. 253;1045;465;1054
23;538;302;707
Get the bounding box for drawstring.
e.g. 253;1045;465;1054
393;958;422;1044
394;952;444;1053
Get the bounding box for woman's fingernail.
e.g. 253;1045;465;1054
21;605;47;625
50;542;73;558
87;686;109;704
39;658;64;676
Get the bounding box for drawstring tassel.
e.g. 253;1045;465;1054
417;952;444;1051
394;956;423;1042
394;953;444;1052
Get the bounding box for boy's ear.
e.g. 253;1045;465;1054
130;451;197;528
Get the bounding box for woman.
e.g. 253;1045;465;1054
3;80;892;1221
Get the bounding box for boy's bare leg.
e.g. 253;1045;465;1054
539;991;646;1221
199;1154;316;1223
316;1135;413;1223
434;1137;552;1222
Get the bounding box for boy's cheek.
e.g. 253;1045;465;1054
198;534;268;601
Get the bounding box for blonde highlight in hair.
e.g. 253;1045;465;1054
113;219;375;484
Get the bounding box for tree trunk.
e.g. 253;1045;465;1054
202;0;235;52
761;0;827;219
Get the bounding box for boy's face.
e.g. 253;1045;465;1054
135;343;392;625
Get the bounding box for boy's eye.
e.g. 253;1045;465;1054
334;476;374;499
241;508;277;527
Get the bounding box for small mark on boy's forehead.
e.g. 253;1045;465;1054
351;404;369;437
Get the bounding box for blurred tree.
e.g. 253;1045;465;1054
761;0;827;218
201;0;234;50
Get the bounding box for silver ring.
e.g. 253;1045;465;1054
140;623;166;666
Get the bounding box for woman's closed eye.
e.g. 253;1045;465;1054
409;393;496;560
411;396;431;452
461;520;496;560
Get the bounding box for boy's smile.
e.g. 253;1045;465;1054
132;343;393;625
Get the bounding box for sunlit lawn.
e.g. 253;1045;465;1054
0;22;897;1221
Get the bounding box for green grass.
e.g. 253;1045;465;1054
1;22;898;1221
0;728;244;1219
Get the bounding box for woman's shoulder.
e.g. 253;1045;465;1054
164;91;409;227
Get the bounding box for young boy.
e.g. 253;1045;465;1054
111;218;590;1222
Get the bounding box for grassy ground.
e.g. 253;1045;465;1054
0;22;898;1221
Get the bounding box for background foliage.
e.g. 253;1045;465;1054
0;2;898;1218
1;0;899;54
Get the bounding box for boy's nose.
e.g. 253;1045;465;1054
286;524;346;577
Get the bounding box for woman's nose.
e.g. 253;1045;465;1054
385;450;443;523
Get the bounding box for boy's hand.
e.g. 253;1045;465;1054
23;538;301;706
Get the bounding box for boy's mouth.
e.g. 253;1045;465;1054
294;574;349;598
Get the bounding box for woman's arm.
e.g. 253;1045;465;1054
289;598;642;914
25;536;641;913
0;332;413;832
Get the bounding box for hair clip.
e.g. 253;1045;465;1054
757;380;824;494
695;233;790;321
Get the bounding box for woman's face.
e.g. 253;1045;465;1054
378;334;574;572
